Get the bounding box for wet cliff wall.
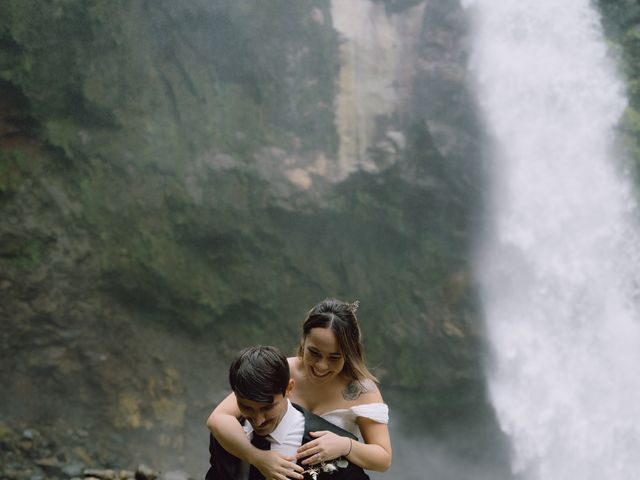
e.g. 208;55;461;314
0;0;501;477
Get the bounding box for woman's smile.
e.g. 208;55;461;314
310;366;332;378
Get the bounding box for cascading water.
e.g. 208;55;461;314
466;0;640;479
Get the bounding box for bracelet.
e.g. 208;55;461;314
345;438;353;457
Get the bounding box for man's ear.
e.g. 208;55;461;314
285;378;295;396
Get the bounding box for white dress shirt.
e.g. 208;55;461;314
236;400;305;479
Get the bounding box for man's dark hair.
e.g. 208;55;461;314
229;346;290;403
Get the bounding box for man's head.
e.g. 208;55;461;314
229;346;294;436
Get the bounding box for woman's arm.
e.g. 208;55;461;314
346;418;392;471
207;392;249;457
207;392;304;480
297;419;392;472
296;386;392;471
345;383;392;470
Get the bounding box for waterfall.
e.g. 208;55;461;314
466;0;640;479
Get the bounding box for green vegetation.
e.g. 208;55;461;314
0;149;27;193
0;0;488;441
0;0;339;171
597;0;640;178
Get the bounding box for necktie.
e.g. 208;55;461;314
248;433;270;480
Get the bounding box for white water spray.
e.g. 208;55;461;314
467;0;640;479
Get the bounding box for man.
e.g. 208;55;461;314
206;346;370;480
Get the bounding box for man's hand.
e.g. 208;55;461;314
252;450;305;480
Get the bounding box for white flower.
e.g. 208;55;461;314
321;463;338;473
303;458;349;478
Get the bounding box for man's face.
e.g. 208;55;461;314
235;380;293;436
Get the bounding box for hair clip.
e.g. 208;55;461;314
347;300;360;314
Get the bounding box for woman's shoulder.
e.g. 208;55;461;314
346;382;388;425
288;356;302;370
341;378;384;404
288;356;305;381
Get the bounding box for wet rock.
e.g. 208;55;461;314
159;471;191;480
310;7;325;25
34;456;63;475
135;464;158;480
22;429;39;440
17;439;33;451
0;422;17;439
73;446;95;466
83;468;116;479
2;467;18;479
0;421;191;480
62;462;86;477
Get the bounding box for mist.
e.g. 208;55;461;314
2;0;640;479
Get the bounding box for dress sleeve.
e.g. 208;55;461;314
350;403;389;424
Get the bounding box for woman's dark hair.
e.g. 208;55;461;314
229;346;290;403
297;298;377;383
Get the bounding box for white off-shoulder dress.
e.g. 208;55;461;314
319;403;389;438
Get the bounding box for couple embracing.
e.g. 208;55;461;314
206;299;392;480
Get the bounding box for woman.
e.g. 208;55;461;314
207;298;392;480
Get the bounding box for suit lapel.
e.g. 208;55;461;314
292;403;358;444
206;433;241;480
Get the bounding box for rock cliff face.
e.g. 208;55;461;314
1;0;503;477
331;0;426;177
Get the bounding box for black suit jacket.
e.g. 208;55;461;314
205;403;370;480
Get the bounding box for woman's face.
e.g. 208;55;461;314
302;327;346;384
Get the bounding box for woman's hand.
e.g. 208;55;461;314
296;431;351;465
252;449;304;480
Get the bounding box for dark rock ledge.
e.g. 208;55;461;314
0;423;191;480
